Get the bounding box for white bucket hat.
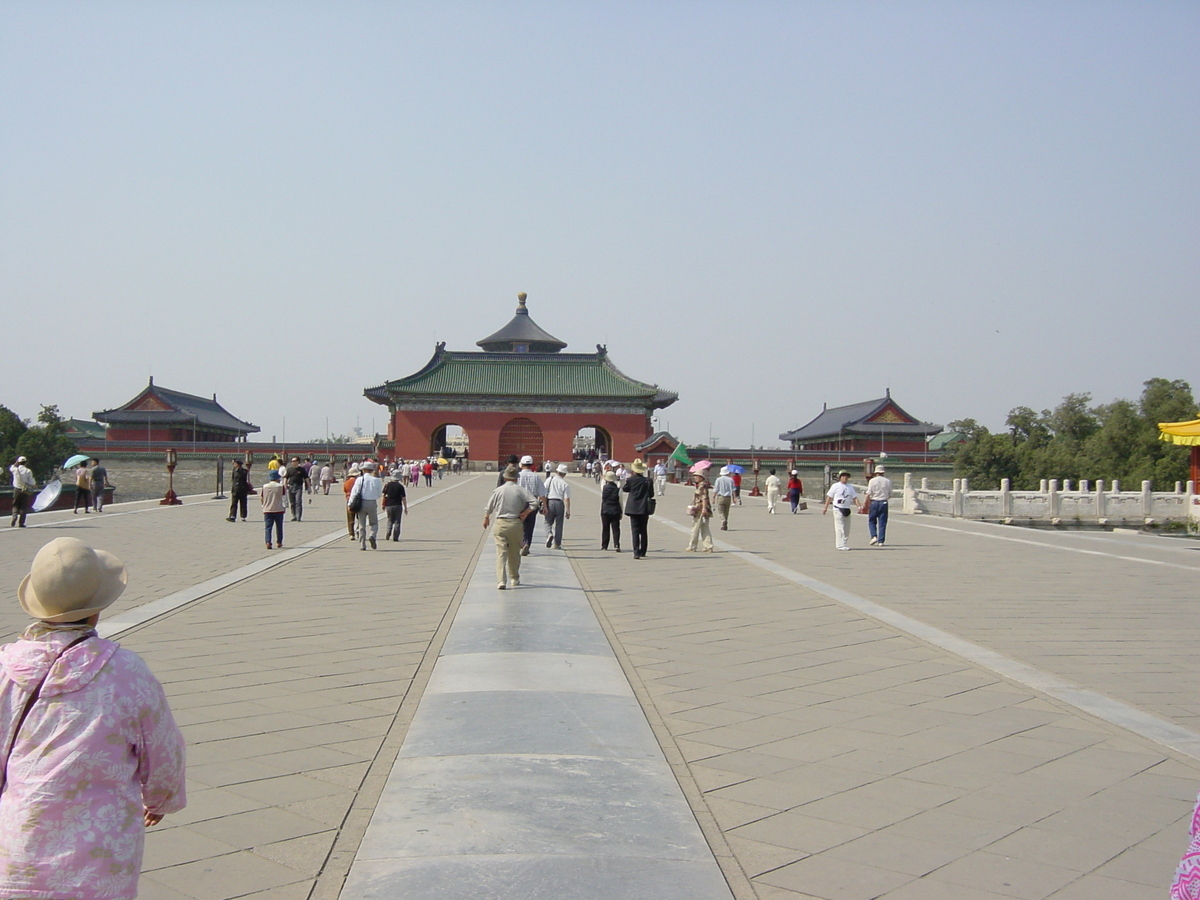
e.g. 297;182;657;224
19;538;128;623
556;463;569;474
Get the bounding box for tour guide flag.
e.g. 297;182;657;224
670;443;693;466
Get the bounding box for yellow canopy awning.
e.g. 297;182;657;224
1159;419;1200;446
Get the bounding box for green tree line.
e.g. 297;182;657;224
949;378;1195;490
1;404;80;485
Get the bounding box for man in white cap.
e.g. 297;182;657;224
543;463;572;549
517;455;546;556
822;470;859;550
712;466;736;531
9;456;36;527
864;465;893;546
348;462;384;550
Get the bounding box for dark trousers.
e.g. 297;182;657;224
522;509;538;548
264;511;284;545
600;513;622;550
10;491;32;526
286;485;304;520
545;499;565;547
229;492;248;520
386;505;404;540
628;513;648;558
788;488;801;513
74;487;91;511
868;500;889;544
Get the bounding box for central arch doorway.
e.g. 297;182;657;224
498;417;544;467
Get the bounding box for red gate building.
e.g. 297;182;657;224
365;294;678;467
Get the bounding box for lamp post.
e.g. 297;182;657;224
160;448;183;505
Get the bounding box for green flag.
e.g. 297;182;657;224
669;442;692;466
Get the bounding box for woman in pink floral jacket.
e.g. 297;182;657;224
0;538;186;900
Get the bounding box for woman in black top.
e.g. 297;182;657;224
621;459;654;559
600;471;623;551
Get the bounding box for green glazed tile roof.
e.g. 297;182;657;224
366;350;677;405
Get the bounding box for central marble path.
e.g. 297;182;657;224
341;548;734;899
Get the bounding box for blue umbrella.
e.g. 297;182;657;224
726;464;745;475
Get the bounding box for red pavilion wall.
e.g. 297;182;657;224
391;409;652;466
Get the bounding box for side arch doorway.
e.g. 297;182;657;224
498;417;544;467
430;424;469;461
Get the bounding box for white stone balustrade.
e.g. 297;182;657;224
901;474;1198;526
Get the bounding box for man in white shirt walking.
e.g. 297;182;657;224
822;470;859;551
864;466;893;547
712;467;736;531
543;464;571;549
517;455;547;556
348;461;384;550
9;456;36;528
653;461;668;497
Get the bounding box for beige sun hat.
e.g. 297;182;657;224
603;471;617;482
630;458;647;473
19;538;128;623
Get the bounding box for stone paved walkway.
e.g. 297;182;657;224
1;474;1196;899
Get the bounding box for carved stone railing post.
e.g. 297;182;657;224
1048;479;1060;520
1000;478;1012;518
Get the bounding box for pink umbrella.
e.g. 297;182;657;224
689;460;712;474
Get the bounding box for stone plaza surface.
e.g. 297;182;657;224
1;473;1197;899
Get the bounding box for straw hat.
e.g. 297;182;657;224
19;538;128;623
603;471;617;482
630;459;647;473
502;465;519;481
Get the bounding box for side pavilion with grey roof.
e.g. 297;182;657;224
365;294;677;466
93;378;260;444
779;391;940;457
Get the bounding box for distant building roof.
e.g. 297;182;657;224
476;294;568;353
93;378;259;435
928;431;968;451
64;418;106;440
366;346;678;408
780;393;940;442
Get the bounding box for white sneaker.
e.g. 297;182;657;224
869;537;878;545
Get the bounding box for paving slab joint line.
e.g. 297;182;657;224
630;496;1200;765
567;553;758;900
98;476;482;641
307;524;489;900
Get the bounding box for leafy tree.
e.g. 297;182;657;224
14;405;78;483
1005;406;1051;447
0;405;28;467
946;418;987;440
953;379;1196;489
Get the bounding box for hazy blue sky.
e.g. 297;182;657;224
3;1;1196;449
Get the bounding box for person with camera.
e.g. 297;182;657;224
822;470;859;551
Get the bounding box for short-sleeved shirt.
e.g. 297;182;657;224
485;482;537;519
865;475;893;502
826;482;858;509
382;480;407;506
545;475;571;502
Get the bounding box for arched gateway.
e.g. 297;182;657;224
364;294;677;467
